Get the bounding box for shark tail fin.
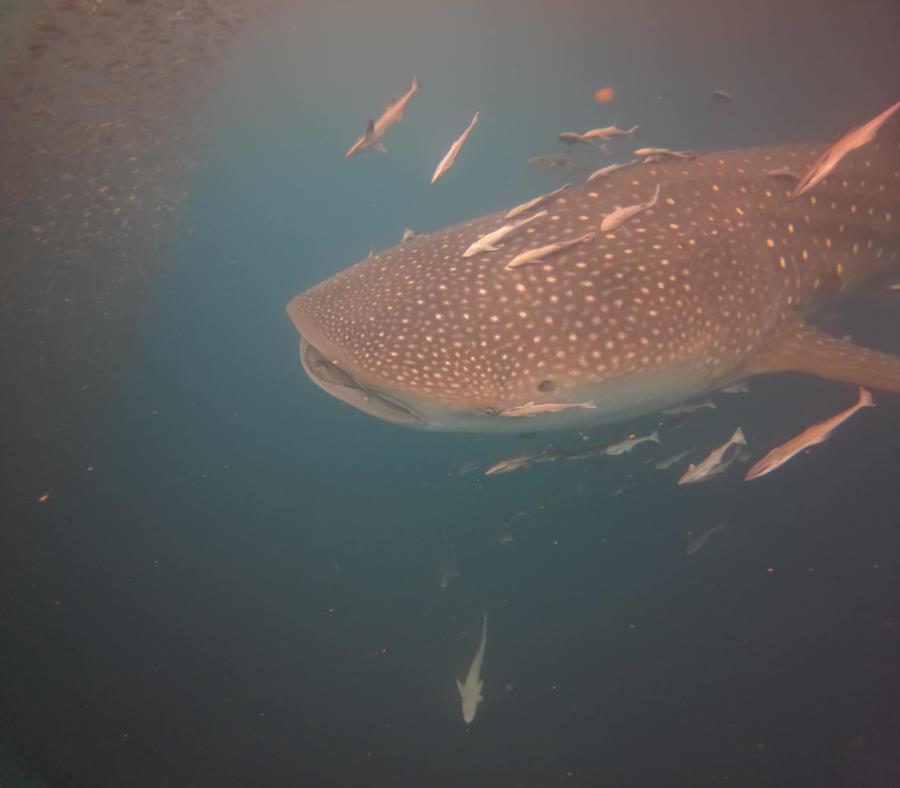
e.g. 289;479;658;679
746;321;900;395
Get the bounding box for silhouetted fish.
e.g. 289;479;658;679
287;107;900;432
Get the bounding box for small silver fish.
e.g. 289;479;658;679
662;398;716;415
685;524;728;555
582;125;639;141
587;159;639;182
793;99;900;197
558;131;607;150
600;184;661;232
505;183;571;220
500;401;596;418
346;76;421;158
678;428;747;484
504;233;595;270
634;147;697;161
484;447;562;475
432;111;480;184
462;210;548;258
655;449;693;470
605;430;660;456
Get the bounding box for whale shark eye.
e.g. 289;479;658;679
538;379;556;392
482;407;498;416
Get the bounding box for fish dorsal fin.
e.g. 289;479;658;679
744;320;900;394
364;119;376;141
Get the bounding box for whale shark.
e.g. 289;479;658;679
287;107;900;432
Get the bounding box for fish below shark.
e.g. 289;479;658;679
287;106;900;433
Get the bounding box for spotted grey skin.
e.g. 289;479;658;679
288;121;900;432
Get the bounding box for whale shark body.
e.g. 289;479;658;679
287;110;900;432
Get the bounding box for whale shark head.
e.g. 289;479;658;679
286;169;742;433
288;130;900;432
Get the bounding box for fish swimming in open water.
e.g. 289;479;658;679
685;524;728;555
432;111;480;184
605;430;660;455
287;104;900;433
558;131;607;150
528;153;582;173
582;125;640;142
457;613;488;724
484;446;562;475
345;76;421;158
678;428;746;484
655;449;693;470
745;386;874;480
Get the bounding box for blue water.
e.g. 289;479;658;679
3;1;900;786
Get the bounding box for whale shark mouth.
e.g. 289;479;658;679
299;338;427;427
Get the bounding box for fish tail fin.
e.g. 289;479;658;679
732;427;747;445
412;76;422;91
630;125;640;137
650;430;661;443
858;387;876;408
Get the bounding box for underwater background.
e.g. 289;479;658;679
1;1;900;786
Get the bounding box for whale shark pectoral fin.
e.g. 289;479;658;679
456;679;465;698
745;320;900;394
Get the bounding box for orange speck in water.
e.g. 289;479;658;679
37;492;50;503
766;567;775;574
594;86;615;103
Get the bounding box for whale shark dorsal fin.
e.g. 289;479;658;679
745;320;900;394
456;679;465;698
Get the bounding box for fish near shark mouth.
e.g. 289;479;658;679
298;337;427;427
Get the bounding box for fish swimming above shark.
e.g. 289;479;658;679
287;100;900;433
